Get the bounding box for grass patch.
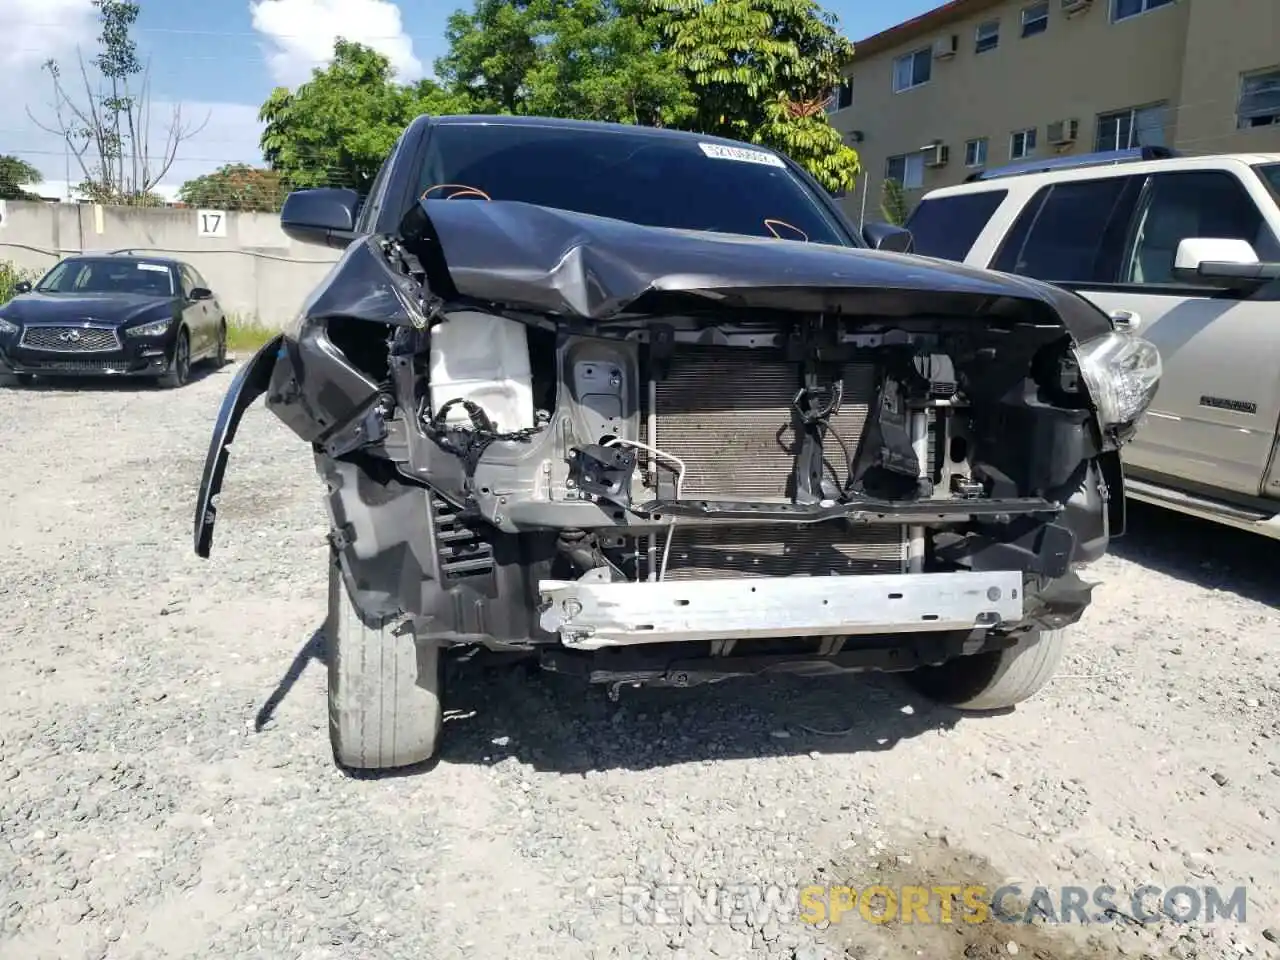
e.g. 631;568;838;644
225;318;282;354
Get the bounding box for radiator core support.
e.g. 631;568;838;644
638;345;909;582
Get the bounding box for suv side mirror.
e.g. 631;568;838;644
862;221;914;254
1173;237;1280;289
281;187;360;249
189;287;213;301
13;280;32;294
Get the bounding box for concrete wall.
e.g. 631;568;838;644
0;202;341;326
832;0;1280;226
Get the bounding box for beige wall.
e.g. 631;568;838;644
1175;0;1280;155
833;0;1280;227
0;201;340;325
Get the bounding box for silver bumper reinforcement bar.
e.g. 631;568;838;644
538;571;1024;649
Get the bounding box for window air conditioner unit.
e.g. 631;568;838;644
1047;119;1079;144
923;142;950;167
1062;0;1093;15
933;35;958;59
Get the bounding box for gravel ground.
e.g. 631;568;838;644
1;360;1278;960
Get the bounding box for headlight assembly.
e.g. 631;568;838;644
0;317;19;336
1074;330;1162;430
125;318;173;338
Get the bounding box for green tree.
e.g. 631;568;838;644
437;0;693;125
0;156;43;200
260;40;470;193
651;0;860;193
879;177;910;226
178;164;289;212
30;0;208;203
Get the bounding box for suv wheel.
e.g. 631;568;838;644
327;549;443;771
909;628;1066;711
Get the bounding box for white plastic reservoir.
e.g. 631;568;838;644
429;311;536;433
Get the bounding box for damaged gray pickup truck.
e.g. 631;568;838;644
193;115;1162;771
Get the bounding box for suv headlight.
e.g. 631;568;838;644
1074;330;1162;430
125;318;172;338
0;317;18;336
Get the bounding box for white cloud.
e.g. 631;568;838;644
0;0;264;188
0;0;96;73
249;0;423;88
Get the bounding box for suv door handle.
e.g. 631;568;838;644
1110;310;1142;331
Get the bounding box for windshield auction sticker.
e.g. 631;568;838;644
698;142;786;168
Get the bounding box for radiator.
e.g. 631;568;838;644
642;346;906;580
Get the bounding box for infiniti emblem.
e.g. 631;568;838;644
58;330;83;343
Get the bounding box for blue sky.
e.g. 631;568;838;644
3;0;943;187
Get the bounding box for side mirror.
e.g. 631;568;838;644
1172;237;1280;288
862;221;914;254
14;280;32;294
280;187;360;249
189;287;213;301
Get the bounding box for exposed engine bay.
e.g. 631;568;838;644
194;194;1159;686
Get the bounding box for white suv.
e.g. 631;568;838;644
906;147;1280;539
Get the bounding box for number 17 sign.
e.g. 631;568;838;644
197;209;227;238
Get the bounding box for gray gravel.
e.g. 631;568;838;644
1;361;1278;960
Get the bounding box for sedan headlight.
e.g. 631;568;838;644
0;317;19;336
125;318;172;338
1074;330;1162;430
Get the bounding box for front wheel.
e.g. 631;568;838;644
908;628;1066;711
158;329;190;388
212;321;227;367
327;550;443;771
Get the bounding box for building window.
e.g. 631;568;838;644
893;48;932;93
965;138;989;167
1111;0;1174;23
1095;103;1168;150
1238;68;1280;128
1010;128;1037;160
1021;1;1049;37
826;78;854;113
975;20;1000;53
886;153;925;190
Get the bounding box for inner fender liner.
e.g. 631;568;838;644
318;454;556;644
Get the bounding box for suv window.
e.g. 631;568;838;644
179;266;197;298
993;176;1141;282
415;122;851;246
1124;171;1280;284
905;190;1007;262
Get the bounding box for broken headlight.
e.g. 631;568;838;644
1074;330;1162;430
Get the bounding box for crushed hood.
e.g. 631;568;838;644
399;198;1114;341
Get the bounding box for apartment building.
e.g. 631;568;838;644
828;0;1280;224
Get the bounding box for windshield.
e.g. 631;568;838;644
36;258;175;296
1257;162;1280;202
416;122;852;246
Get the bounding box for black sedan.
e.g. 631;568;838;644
0;254;228;387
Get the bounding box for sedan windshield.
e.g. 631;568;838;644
415;122;852;246
36;258;175;297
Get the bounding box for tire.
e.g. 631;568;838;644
908;628;1066;711
326;550;443;771
158;329;191;389
212;321;228;367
